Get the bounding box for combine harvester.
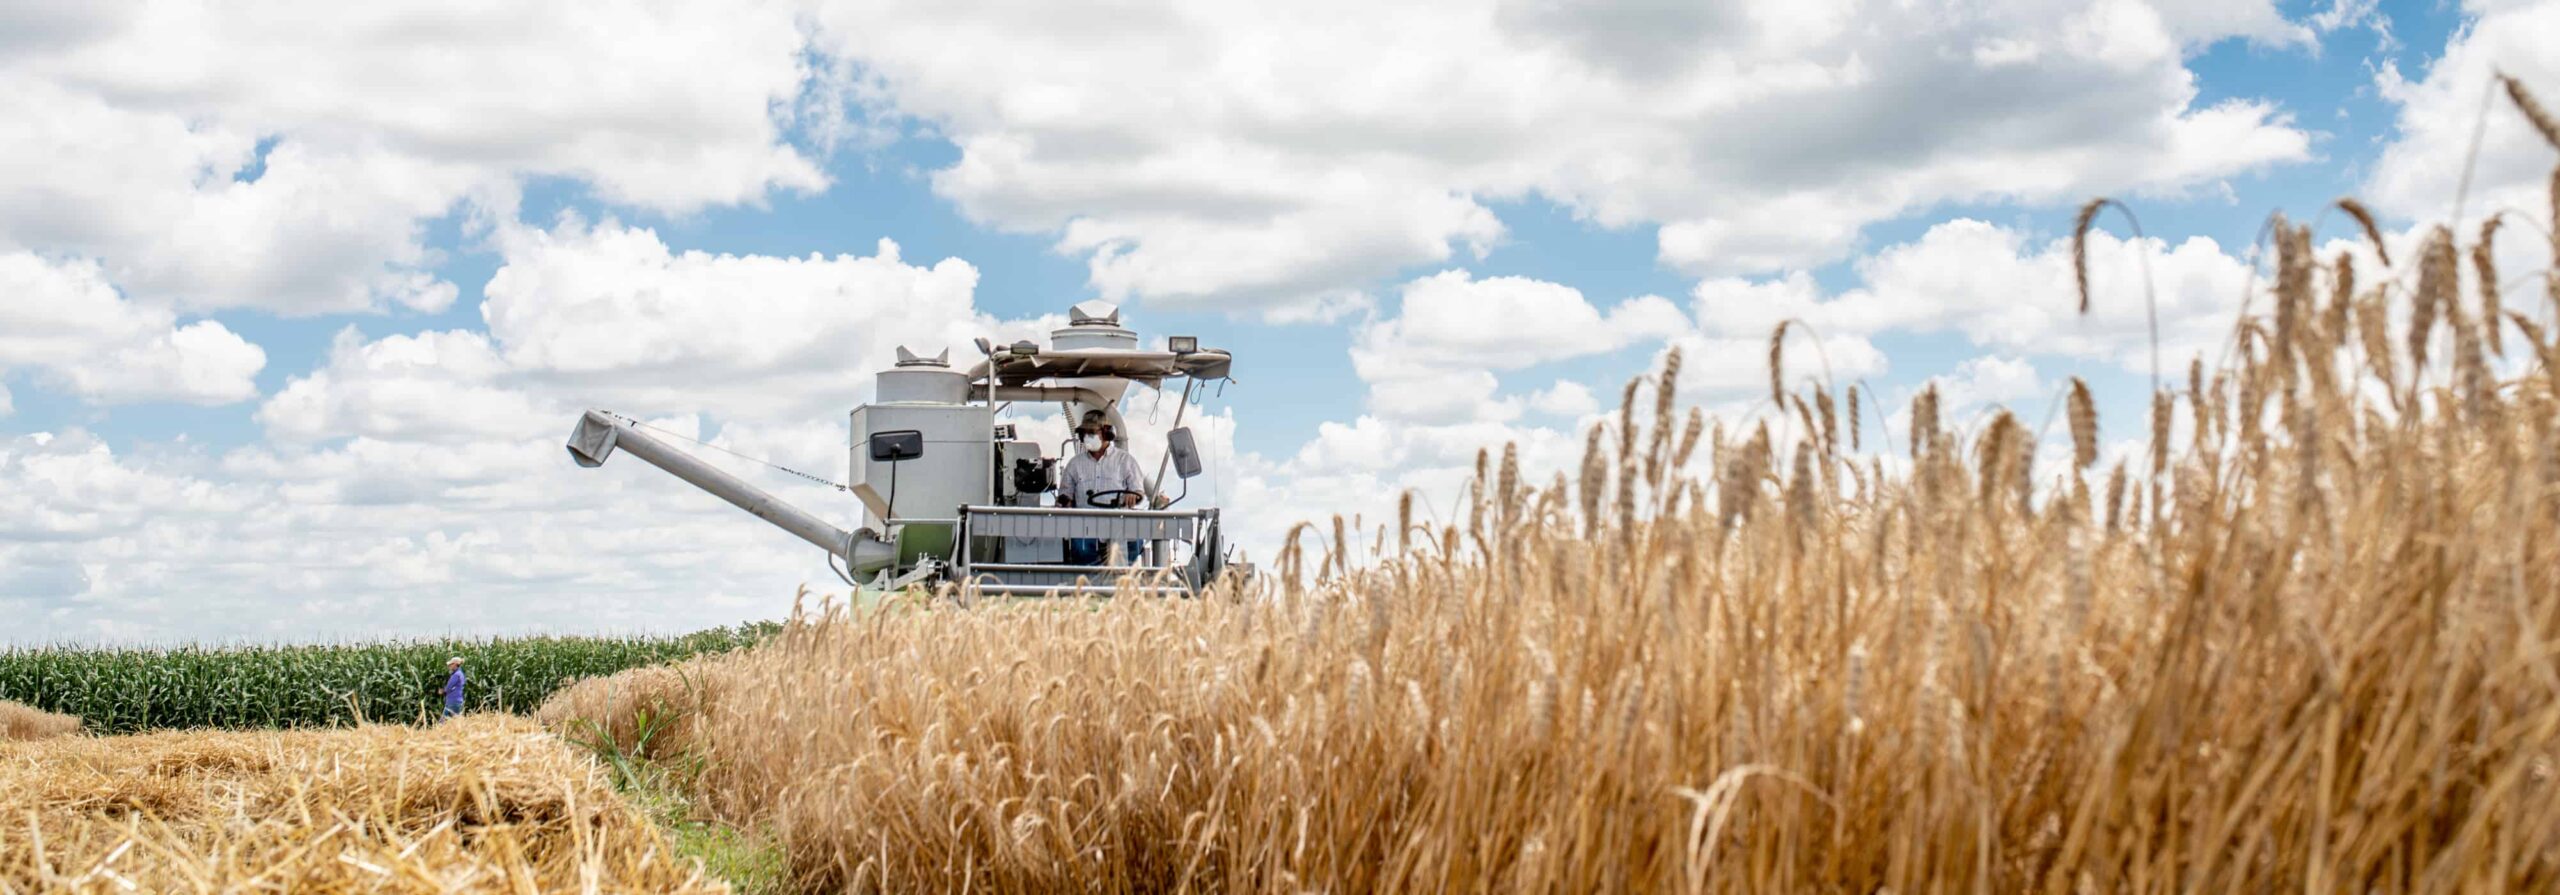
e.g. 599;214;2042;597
565;302;1236;597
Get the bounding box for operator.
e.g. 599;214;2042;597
1057;409;1147;566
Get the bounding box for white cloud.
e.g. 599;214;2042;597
0;1;831;316
1666;332;1893;401
480;217;1030;421
2146;0;2315;47
1366;368;1524;427
1371;271;1689;367
257;329;554;445
258;215;1062;449
0;253;266;405
1349;270;1686;423
1693;219;2260;374
2306;0;2392;44
1528;380;1598;417
1938;355;2047;411
2364;2;2560;226
806;0;2312;309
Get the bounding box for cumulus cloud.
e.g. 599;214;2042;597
1666;331;1891;400
1936;355;2047;413
260;216;1062;448
2146;0;2316;46
1692;219;2260;375
0;253;266;405
479;218;1043;421
809;0;2312;310
1370;271;1689;367
0;1;831;316
1528;380;1598;417
2364;2;2560;224
1349;270;1686;423
257;329;554;444
229;211;1079;435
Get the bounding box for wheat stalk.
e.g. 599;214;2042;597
1913;384;1941;461
2476;215;2505;356
2150;389;2174;478
2068;377;2099;470
1768;322;1791;408
2504;74;2560;149
2335;198;2393;266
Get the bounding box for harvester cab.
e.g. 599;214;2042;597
565;301;1236;597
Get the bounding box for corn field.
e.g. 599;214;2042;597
0;624;775;735
521;83;2560;894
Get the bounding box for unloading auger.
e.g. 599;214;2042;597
564;302;1237;596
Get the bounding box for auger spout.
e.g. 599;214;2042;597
566;410;897;574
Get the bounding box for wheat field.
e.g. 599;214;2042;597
524;82;2560;894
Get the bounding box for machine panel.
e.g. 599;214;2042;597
849;403;994;525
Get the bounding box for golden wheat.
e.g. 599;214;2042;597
0;700;80;743
0;716;723;893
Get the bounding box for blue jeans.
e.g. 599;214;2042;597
443;702;461;719
1065;539;1145;566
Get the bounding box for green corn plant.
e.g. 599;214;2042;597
0;622;778;735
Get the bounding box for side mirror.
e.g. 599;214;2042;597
1167;426;1204;479
870;429;924;462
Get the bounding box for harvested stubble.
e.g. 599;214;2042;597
0;715;726;893
0;699;79;742
538;104;2560;893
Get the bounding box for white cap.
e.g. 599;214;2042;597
448;656;463;664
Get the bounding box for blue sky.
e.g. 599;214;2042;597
5;0;2556;644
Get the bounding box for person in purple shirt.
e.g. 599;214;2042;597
441;656;466;719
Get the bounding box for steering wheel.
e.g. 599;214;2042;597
1084;489;1144;508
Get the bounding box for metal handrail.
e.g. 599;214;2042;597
953;503;1220;595
965;562;1171;573
971;583;1193;596
958;504;1207;519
